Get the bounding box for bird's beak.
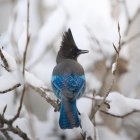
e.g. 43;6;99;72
78;49;89;55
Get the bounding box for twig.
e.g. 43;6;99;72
0;48;10;72
29;85;60;111
2;105;7;117
123;3;140;35
93;116;97;140
9;86;26;123
0;114;31;140
90;23;122;119
8;0;30;125
0;83;21;94
121;32;140;46
1;130;13;140
123;0;131;24
22;0;30;76
101;110;140;118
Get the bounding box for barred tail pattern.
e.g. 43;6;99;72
59;99;80;129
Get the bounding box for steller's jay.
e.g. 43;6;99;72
51;28;88;129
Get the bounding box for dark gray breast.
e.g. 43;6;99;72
52;59;84;75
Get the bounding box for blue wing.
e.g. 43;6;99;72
51;74;85;100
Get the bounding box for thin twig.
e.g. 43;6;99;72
0;49;10;72
124;3;140;35
123;0;131;24
9;86;26;123
90;23;122;119
29;85;60;111
1;130;13;140
101;110;140;118
9;0;30;124
0;83;21;94
93;116;97;140
2;105;7;117
22;0;30;76
0;114;31;140
121;32;140;46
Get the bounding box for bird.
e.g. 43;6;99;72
51;28;88;129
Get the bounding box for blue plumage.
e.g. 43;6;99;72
52;74;85;100
51;28;88;129
52;74;86;129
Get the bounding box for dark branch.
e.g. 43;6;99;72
0;49;10;72
0;84;21;94
29;85;60;112
101;110;140;118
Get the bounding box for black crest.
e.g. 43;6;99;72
56;28;88;63
60;28;77;50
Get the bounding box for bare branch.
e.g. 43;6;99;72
123;3;140;35
1;130;13;140
9;85;26;123
90;23;122;119
101;110;140;118
22;0;30;76
0;113;31;140
121;32;140;46
0;49;10;72
0;83;21;94
8;0;30;124
93;116;97;140
123;0;131;24
29;85;60;112
2;105;7;117
113;43;119;54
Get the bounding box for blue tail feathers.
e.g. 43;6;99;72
59;100;80;129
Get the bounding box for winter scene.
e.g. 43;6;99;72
0;0;140;140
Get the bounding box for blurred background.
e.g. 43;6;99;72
0;0;140;140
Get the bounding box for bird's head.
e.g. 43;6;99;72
56;28;89;63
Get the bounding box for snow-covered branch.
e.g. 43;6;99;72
101;92;140;118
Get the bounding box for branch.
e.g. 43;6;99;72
121;32;140;46
29;85;60;112
90;23;122;119
22;0;30;76
0;113;31;140
9;86;26;123
101;110;140;118
123;0;131;24
123;2;140;35
1;130;13;140
0;83;21;94
6;0;30;126
0;48;10;72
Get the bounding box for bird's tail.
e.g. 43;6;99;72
59;99;80;129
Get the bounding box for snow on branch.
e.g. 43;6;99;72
89;23;122;121
25;71;47;88
80;113;95;140
101;92;140;118
0;42;21;94
25;71;60;111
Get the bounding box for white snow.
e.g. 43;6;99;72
77;97;93;115
25;71;46;88
107;92;140;116
80;113;95;140
112;62;117;74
